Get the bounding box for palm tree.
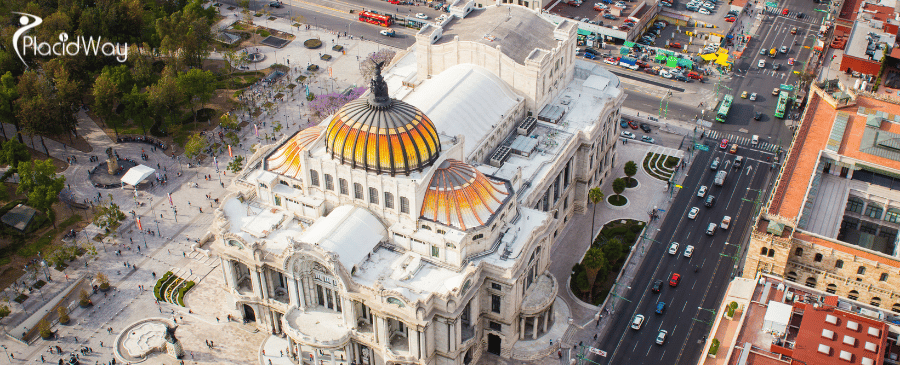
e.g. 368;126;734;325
624;161;638;186
588;187;604;246
583;247;606;302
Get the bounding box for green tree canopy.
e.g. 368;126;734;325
588;187;604;246
228;155;244;174
582;247;607;301
148;67;184;131
612;178;626;196
177;68;217;123
624;161;638;184
0;139;30;182
184;132;207;160
0;72;20;142
16;159;65;217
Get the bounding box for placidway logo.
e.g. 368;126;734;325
12;12;128;68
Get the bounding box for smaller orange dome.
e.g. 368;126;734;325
421;159;510;230
267;126;324;179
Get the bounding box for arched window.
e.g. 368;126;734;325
384;192;394;209
891;303;900;314
846;196;865;213
786;271;798;282
760;247;769;255
814;253;823;262
871;297;882;307
369;187;379;204
865;202;884;219
354;183;363;199
768;250;775;257
310;170;320;186
881;273;889;281
324;174;334;190
886;207;900;223
858;266;866;275
826;283;837;294
805;276;817;288
339;179;349;195
835;260;844;269
400;197;410;214
795;247;803;256
848;290;860;300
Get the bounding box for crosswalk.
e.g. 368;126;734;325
763;7;804;18
704;130;780;152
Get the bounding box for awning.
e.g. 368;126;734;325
655;54;668;61
700;53;718;61
677;59;693;68
624;41;635;47
578;28;593;36
666;57;678;68
120;165;155;186
620;47;630;54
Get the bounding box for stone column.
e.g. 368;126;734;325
455;318;462;350
330;349;336;365
543;310;550;333
297;277;308;309
408;328;421;359
313;348;320;365
520;317;525;340
288;276;299;307
344;298;357;329
378;316;389;345
259;269;269;300
222;259;236;290
532;316;539;339
448;319;457;352
250;268;263;298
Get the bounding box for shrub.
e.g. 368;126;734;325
39;319;52;338
630;223;644;233
709;339;720;355
78;288;91;307
0;304;9;319
623;230;636;244
96;272;109;290
257;29;271;37
306;92;315;101
57;306;69;324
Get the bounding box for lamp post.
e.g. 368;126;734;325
1;344;9;362
608;282;632;312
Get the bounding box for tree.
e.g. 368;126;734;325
57;306;69;324
96;272;110;290
224;131;239;146
93;195;125;234
148;67;185;132
219;112;240;131
92;69;121;134
612;178;626;197
184;132;208;160
222;48;249;77
0;72;20;142
601;238;624;263
39;319;52;339
155;2;215;69
308;88;367;117
16;159;65;222
359;49;397;80
624;161;638;185
228;155;245;174
582;247;606;302
0;139;30;182
178;69;217;124
123;86;152;135
588;187;604;246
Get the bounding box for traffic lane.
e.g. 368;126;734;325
301;0;446;19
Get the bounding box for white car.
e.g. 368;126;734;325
749;92;757;101
699;8;711;14
631;315;645;330
758;59;766;68
688;207;699;219
621;131;636;139
697;185;708;197
660;70;673;78
595;3;608;8
415;13;428;19
684;245;694;258
721;216;731;229
615;1;626;6
668;242;679;255
656;330;668;345
702;2;715;8
751;135;759;145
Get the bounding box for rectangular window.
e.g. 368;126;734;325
310;170;320;186
431;245;439;257
491;283;502;290
369;187;379;204
384;192;394;209
339;179;349;195
489;321;502;331
324;174;334;191
354;183;363;199
400;197;410;213
491;294;501;313
473;233;484;240
880;273;889;281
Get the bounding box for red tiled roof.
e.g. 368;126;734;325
731;0;748;8
791;302;887;365
860;3;892;21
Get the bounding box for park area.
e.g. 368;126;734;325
571;219;646;305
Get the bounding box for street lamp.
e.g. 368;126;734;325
1;344;9;362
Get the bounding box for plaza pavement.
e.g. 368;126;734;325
0;8;704;364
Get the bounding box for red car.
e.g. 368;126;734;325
628;121;639;129
719;139;729;149
725;17;736;22
782;8;789;15
669;273;681;287
686;71;702;79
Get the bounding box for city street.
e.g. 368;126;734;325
589;138;777;364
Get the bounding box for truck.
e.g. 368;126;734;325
768;48;776;58
618;57;639;70
714;170;727;186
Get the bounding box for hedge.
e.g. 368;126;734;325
154;272;174;301
177;281;196;306
709;339;720;355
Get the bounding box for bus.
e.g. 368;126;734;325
359;11;393;27
775;91;789;118
715;94;734;123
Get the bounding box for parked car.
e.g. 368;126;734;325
659;70;673;78
725;16;736;22
620;119;630;128
750;92;757;101
641;136;655;143
268;1;283;7
670;42;682;48
741;91;748;98
674;75;689;82
415;13;429;19
604;57;619;65
628;120;639;129
699;7;711;14
687;71;703;79
640;124;652;133
603;14;618;19
754;111;763;120
621;131;636;139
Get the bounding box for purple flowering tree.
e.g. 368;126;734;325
308;87;367;117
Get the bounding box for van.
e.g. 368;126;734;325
705;195;716;207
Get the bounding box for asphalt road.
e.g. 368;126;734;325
588;138;777;365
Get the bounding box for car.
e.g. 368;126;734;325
697;185;708;197
750;92;757;101
687;5;700;11
703;2;715;8
656;301;666;314
631;315;645;330
751;135;760;145
741;91;748;98
797;12;804;18
725;16;736;22
706;222;717;235
268;1;283;7
594;2;608;9
727;10;739;15
641;136;655;143
699;7;711;14
782;8;789;15
758;59;766;68
660;70;673;78
640;123;652;133
687;71;703;79
615;1;626;6
729;144;738;154
604;57;618;65
643;66;657;73
583;53;596;60
791;27;797;35
415;13;429;19
628;120;639;129
780;46;788;54
621;131;636;139
721;216;732;229
603;14;618;20
759;49;766;55
688;207;699;219
379;29;396;37
719;139;729;149
656;330;668;345
213;2;222;6
655;21;668;27
669;273;681;286
710;157;720;170
670;42;682;49
675;75;689;82
684;245;695;257
651;280;663;293
773;63;780;70
620;120;630;128
668;242;679;255
734;156;743;168
705;195;716;207
788;58;795;65
772;87;780;95
754;112;763;120
669;68;683;75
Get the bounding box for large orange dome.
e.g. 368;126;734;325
421;159;510;231
325;62;440;176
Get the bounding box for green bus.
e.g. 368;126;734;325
715;94;734;123
775;91;789;118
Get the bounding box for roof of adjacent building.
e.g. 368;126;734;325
791;301;887;365
299;205;388;271
843;21;891;61
266;126;324;178
421;159;510;231
434;5;559;64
